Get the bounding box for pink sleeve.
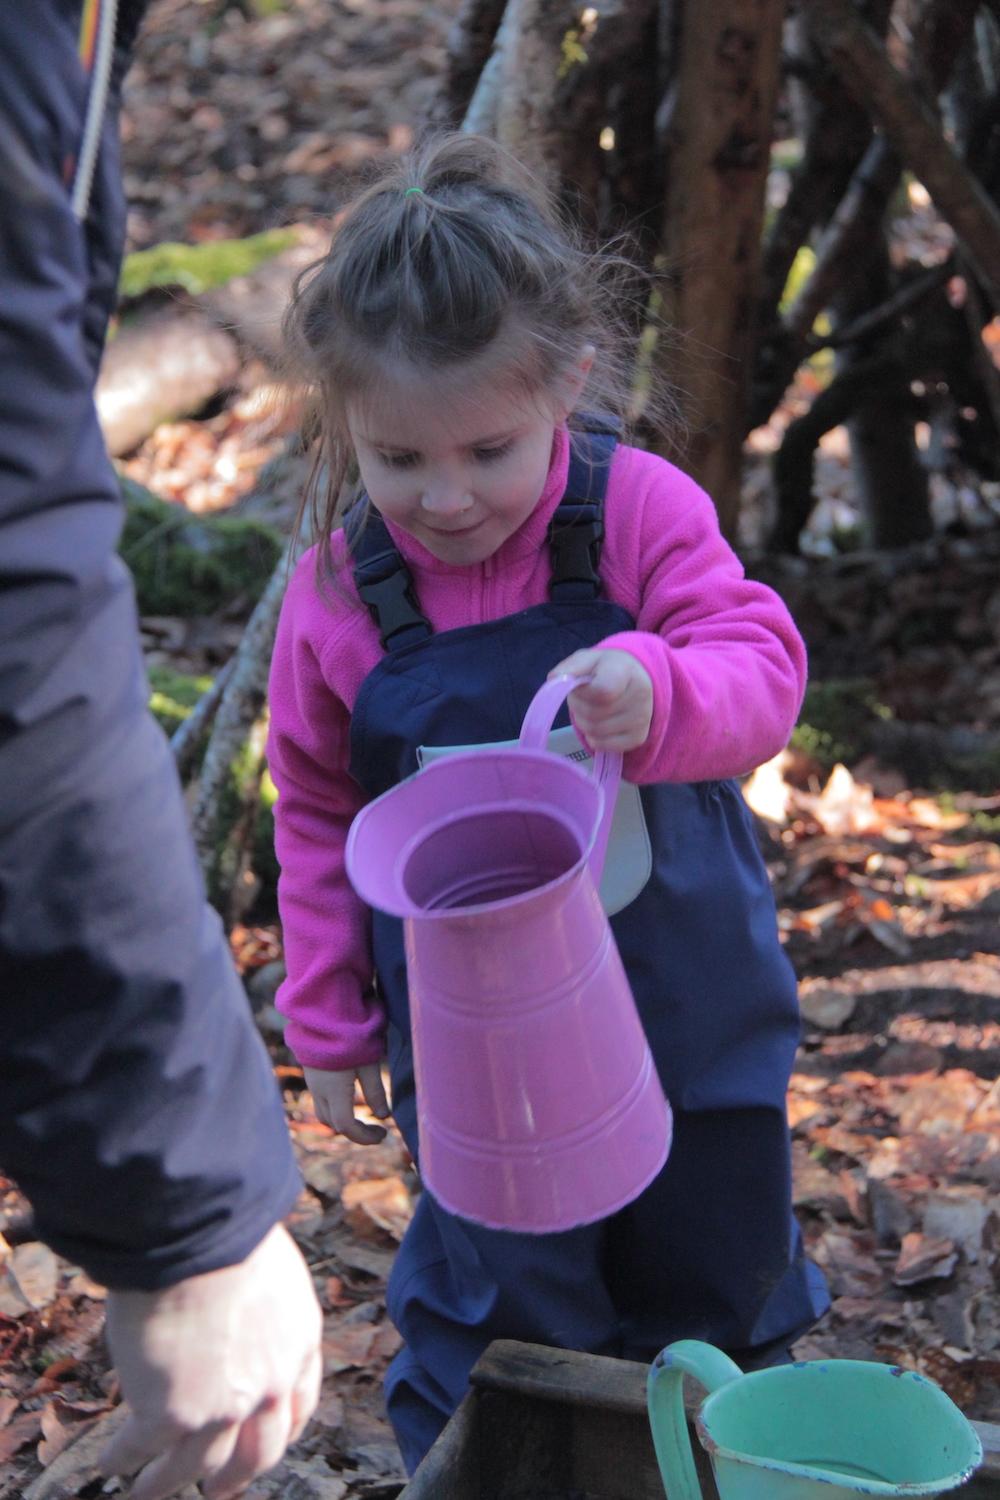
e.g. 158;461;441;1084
600;461;807;784
267;562;385;1071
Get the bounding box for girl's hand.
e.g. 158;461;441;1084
549;648;654;753
303;1065;391;1145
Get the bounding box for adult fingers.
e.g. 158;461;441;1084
358;1063;391;1119
201;1396;292;1500
126;1419;238;1500
100;1414;171;1483
289;1346;324;1445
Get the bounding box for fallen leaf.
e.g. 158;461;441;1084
892;1231;959;1287
322;1323;379;1374
308;1391;346;1435
37;1398;102;1467
812;1229;886;1297
922;1187;993;1264
787;1093;828;1129
30;1357;80;1396
0;1243;58;1317
282;1457;349;1499
332;1239;396;1283
0;1410;43;1464
742;753;793;824
298;1151;344;1200
811;764;878;836
799;983;857;1030
906;798;970;831
342;1178;412;1243
23;1404;128;1500
896;1071;987;1136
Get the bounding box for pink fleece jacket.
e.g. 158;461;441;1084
267;428;806;1071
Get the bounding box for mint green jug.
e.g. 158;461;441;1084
647;1340;983;1500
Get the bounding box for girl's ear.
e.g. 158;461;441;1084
554;343;596;421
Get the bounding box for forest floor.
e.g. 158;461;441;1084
0;2;998;1496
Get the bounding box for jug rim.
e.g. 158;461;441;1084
396;796;588;918
696;1361;984;1496
350;746;608;922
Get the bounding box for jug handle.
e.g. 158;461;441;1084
519;675;622;882
646;1341;743;1500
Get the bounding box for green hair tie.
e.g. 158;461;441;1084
404;186;425;197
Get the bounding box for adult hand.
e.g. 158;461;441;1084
550;648;654;752
304;1064;391;1145
101;1223;322;1500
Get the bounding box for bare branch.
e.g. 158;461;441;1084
809;0;1000;306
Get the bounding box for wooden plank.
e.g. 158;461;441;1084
472;1342;717;1498
477;1388;571;1499
402;1389;480;1500
471;1341;650;1417
569;1402;719;1500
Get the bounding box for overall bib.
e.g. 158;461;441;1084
346;425;829;1472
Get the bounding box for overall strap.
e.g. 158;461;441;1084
548;414;619;603
345;500;433;652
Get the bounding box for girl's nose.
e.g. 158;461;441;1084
420;482;473;518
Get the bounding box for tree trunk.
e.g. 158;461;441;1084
835;237;932;549
494;0;580;189
436;0;508;126
653;0;786;536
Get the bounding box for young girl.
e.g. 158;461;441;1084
268;133;829;1473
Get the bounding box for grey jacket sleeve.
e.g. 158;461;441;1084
0;2;301;1291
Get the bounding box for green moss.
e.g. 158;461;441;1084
558;27;590;77
779;245;816;312
792;679;893;770
120;484;282;616
120;229;298;301
148;665;215;734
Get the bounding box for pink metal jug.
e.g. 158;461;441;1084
345;675;672;1233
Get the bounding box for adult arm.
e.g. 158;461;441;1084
1;10;322;1495
0;0;301;1299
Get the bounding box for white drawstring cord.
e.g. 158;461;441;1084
71;0;120;221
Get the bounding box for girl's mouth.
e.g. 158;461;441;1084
427;518;484;537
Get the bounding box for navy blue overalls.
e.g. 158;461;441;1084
345;421;829;1472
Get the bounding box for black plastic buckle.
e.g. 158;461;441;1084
547;512;605;590
355;554;431;649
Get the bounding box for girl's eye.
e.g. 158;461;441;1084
473;441;513;463
379;451;419;469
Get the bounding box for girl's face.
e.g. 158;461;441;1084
347;358;590;567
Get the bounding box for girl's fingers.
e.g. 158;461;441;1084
358;1063;391;1119
334;1114;387;1146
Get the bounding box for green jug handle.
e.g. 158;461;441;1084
647;1340;743;1500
